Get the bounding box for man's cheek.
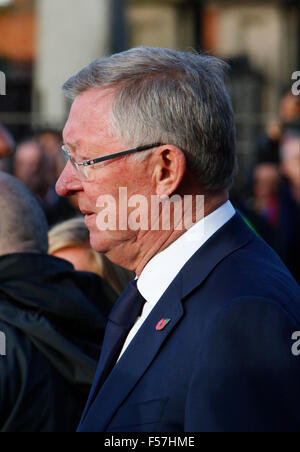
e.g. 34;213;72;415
84;181;119;210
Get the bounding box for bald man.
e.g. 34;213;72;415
0;173;116;432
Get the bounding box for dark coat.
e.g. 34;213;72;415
78;213;300;432
0;253;116;432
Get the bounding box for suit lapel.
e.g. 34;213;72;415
92;323;126;394
79;213;255;431
79;277;184;432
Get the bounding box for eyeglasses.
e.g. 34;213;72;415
61;142;163;181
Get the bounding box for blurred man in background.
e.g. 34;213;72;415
256;91;300;164
0;173;116;432
36;129;81;213
36;129;62;162
36;129;66;187
14;139;49;197
253;163;281;228
14;138;77;226
243;98;300;282
281;131;300;203
279;131;300;282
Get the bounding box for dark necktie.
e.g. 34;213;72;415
95;280;146;389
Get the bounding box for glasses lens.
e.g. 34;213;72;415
78;165;89;181
61;146;86;178
61;146;70;163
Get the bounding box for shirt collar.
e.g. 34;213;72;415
137;200;236;307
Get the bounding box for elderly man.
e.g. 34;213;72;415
56;47;300;432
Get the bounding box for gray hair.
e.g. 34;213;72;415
0;173;48;255
63;46;237;190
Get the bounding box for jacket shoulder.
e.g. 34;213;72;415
185;295;300;431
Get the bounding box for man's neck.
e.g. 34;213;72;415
106;191;229;276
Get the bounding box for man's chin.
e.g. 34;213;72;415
88;227;136;258
88;230;111;254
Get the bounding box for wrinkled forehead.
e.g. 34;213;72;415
63;88;116;148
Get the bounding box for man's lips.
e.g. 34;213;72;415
81;209;97;222
80;209;96;216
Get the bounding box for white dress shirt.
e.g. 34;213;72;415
117;200;236;360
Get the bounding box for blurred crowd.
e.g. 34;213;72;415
233;91;300;283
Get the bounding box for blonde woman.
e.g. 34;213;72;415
48;217;134;295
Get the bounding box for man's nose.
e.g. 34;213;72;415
56;161;83;197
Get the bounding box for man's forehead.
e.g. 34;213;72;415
63;88;115;146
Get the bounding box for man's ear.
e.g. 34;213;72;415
152;145;186;197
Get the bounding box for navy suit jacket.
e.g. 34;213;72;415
78;213;300;432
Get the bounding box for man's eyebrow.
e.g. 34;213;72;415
62;134;82;146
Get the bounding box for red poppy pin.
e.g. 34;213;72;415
156;318;171;331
